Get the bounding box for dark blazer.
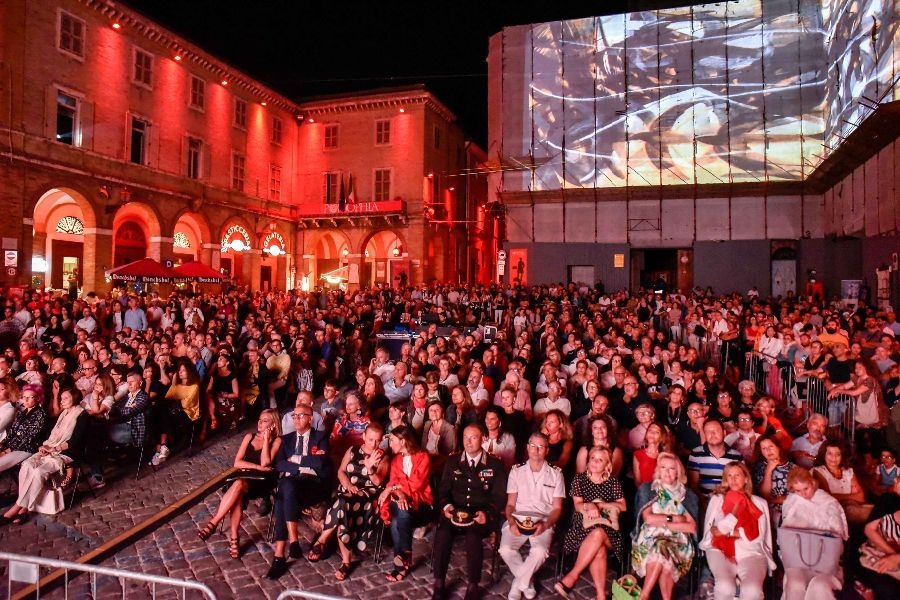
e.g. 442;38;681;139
438;451;508;523
275;428;332;481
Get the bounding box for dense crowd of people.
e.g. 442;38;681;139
0;280;899;599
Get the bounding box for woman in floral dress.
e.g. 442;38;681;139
631;452;699;600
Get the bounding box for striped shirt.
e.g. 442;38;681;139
687;442;743;495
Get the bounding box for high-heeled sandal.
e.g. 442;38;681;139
334;562;352;581
386;555;411;582
229;535;240;559
553;579;573;598
198;521;217;541
307;541;325;562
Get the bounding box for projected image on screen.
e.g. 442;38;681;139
519;0;898;191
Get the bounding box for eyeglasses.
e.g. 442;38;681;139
527;443;547;451
738;417;753;422
292;413;312;419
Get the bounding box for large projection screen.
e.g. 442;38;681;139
501;0;900;192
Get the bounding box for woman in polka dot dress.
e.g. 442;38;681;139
307;422;389;580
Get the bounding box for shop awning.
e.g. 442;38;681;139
107;258;176;284
172;261;224;283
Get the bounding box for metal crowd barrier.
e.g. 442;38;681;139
276;591;351;600
0;551;216;600
803;378;856;445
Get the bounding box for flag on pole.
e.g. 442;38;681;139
347;173;356;205
338;173;346;211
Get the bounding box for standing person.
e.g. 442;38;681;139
555;445;627;599
123;296;147;332
67;268;79;301
266;405;331;579
499;432;566;600
431;424;508;600
699;462;775;600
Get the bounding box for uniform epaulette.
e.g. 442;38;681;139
515;461;528;468
550;464;561;471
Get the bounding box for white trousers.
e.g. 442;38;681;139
781;568;838;600
705;549;768;600
498;523;553;592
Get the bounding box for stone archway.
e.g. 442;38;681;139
32;187;97;291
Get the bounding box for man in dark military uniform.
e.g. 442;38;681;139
431;423;508;600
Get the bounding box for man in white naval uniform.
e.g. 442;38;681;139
498;432;565;600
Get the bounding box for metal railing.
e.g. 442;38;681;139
0;552;216;600
276;591;351;600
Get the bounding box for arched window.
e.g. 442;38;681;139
173;231;191;249
55;216;84;235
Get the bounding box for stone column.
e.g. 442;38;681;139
83;228;113;294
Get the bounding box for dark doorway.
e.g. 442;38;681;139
631;248;678;292
260;266;272;292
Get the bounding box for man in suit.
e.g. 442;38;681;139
432;424;508;600
266;405;332;579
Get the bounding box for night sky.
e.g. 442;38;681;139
122;1;696;145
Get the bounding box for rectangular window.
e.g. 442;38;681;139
375;119;391;145
234;97;247;129
269;165;282;201
132;49;153;88
374;169;391;201
58;11;85;58
324;124;339;149
271;117;283;145
56;91;79;146
186;137;202;179
232;152;245;191
190;76;205;110
324;172;339;204
130;117;148;164
433;126;441;149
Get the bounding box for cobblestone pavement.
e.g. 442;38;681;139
0;430;696;600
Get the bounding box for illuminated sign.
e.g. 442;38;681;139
221;224;251;253
263;231;286;257
295;200;405;217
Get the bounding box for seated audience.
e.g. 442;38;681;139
1;388;87;521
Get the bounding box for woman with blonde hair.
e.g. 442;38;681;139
699;461;775;600
198;408;281;558
555;446;626;598
632;452;699;600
